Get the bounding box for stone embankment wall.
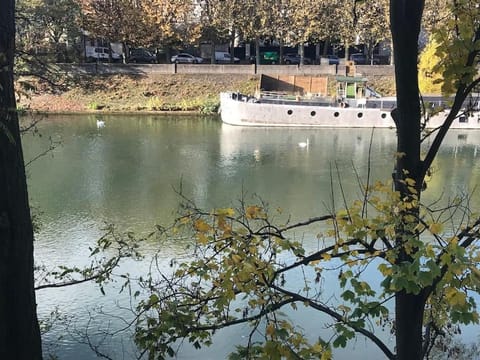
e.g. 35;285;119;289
54;63;394;78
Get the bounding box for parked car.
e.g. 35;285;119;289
249;51;279;64
128;48;157;63
349;53;368;65
320;55;339;65
86;47;122;62
372;54;390;65
170;53;204;64
262;51;279;64
215;51;240;64
282;53;312;65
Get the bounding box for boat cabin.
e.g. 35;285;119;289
335;76;368;108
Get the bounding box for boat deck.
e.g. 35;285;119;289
257;92;396;111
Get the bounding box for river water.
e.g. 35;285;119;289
21;114;480;359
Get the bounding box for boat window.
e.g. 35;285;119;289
357;112;363;118
310;111;316;116
381;113;387;119
459;115;467;123
287;110;293;115
334;112;339;117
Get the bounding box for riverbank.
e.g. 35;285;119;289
18;73;395;114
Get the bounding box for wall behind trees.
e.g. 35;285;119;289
54;63;395;77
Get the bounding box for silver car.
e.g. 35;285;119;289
170;53;204;64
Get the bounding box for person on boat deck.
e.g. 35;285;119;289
338;97;349;108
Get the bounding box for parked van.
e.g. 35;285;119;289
86;46;122;62
215;51;240;64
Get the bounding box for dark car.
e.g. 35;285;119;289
372;54;390;65
349;53;368;65
128;48;157;63
323;55;339;65
283;53;312;65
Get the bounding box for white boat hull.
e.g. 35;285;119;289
427;110;480;129
220;92;480;129
220;92;394;128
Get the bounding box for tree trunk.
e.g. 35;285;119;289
390;1;426;360
211;41;216;64
255;37;260;67
0;0;43;358
299;43;305;65
279;40;284;65
230;30;236;64
322;38;330;56
344;40;350;62
395;291;425;360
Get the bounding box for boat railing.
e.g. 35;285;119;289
260;91;331;103
260;91;296;101
257;91;333;107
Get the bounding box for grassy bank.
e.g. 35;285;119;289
19;73;259;114
18;73;395;114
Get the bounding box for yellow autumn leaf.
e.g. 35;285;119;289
414;222;426;233
378;263;393;276
449;236;459;245
231;254;242;264
237;271;250;282
470;267;480;286
311;342;324;353
246;205;262;219
429;222;443;235
217;208;235;217
445;287;466;306
179;216;191;224
405;177;416;186
197;233;209;245
321;253;332;260
266;322;275;336
425;244;435;257
194;219;211;233
321;349;333;360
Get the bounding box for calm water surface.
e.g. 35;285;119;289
22;114;480;359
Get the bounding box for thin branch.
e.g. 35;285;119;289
35;275;101;290
270;283;396;360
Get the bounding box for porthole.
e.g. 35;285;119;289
381;113;387;119
357;112;363;118
310;111;316;116
287;109;293;115
334;111;340;117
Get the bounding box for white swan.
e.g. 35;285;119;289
298;138;309;148
96;119;105;128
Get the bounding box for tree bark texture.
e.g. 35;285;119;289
0;0;43;358
390;1;426;360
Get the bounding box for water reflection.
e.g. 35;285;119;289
21;115;480;359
